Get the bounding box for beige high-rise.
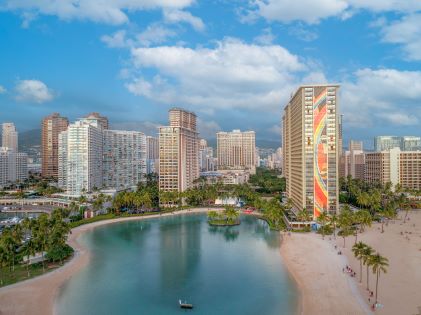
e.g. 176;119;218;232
282;85;340;218
84;112;109;130
159;108;199;194
42;113;69;178
2;123;18;152
216;130;256;174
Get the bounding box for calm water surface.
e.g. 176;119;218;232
57;214;298;315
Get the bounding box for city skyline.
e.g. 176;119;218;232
1;2;421;145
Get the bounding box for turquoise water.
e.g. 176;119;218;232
57;214;298;315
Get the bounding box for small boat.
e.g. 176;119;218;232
179;299;193;309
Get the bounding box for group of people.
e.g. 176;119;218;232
343;265;356;278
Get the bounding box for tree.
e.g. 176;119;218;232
21;218;36;277
224;206;239;224
207;211;219;222
338;228;353;248
369;253;389;304
10;224;23;272
317;212;330;240
352;242;366;283
297;208;311;222
361;245;375;290
0;244;6;285
34;214;50;272
330;213;338;239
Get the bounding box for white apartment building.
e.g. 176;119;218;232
60;119;103;196
103;130;147;189
58;130;68;189
217;130;256;174
199;139;215;172
2;123;18;152
0;147;28;187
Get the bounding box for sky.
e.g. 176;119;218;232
0;0;420;148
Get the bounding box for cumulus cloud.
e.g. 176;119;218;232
126;38;309;112
15;79;54;103
253;28;275;45
342;68;421;128
379;14;421;61
0;85;6;94
101;30;128;48
163;9;205;31
249;0;421;24
2;0;195;25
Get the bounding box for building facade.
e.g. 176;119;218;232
84;112;109;130
2;123;18;152
41;113;69;179
216;130;256;174
60;119;103;196
103;130;147;189
0;148;27;187
374;136;421;152
146;136;159;174
159;108;199;194
282;84;339;218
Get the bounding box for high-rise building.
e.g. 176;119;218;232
58;130;68;189
159;108;199;195
41;113;69;179
0;148;27;187
340;140;365;180
349;140;363;151
401;136;421;151
216;130;256;174
146;136;159;174
60;119;103;196
365;147;421;190
84;112;109;130
103;130;147;189
199;139;215;172
2;123;18;152
282;84;339;218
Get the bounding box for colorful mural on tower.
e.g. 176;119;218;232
313;89;328;218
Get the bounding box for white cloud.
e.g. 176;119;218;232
250;0;421;24
101;30;129;48
342;68;421;127
163;9;205;31
126;38;309;112
2;0;195;25
197;119;221;138
136;24;177;46
379;14;421;61
253;28;275;45
15;79;54;103
0;85;6;94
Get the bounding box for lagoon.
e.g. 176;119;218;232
57;214;298;315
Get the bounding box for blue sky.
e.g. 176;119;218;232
0;0;420;148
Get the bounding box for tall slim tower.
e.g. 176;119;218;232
282;85;339;218
2;123;18;151
41;113;69;178
159;108;199;195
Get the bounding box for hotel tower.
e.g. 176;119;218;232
282;85;340;218
159;108;199;194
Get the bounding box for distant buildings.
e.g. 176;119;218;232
2;123;18;152
41;113;69;179
103;130;146;190
84;112;109;130
159;108;199;194
340;140;365;180
146;136;159;174
216;129;256;174
199;139;216;172
283;84;339;218
374;136;421;152
0;147;27;187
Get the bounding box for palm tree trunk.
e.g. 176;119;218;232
381;221;384;233
333;224;336;239
354;231;358;244
343;237;345;248
359;260;362;283
366;265;370;290
375;270;379;304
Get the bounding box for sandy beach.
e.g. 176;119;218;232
337;210;421;315
0;208;219;315
280;232;371;315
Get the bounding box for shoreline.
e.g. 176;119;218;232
0;208;223;315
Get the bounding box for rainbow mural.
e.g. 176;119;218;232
313;89;328;219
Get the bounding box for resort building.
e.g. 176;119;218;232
365;148;421;190
41;113;69;179
216;129;256;174
374;136;421;152
59;119;103;196
340;140;365;180
58;130;68;189
146;136;159;174
199;139;216;172
16;152;28;182
282;84;340;218
103;130;147;190
159;108;199;194
2;123;18;152
84;112;109;130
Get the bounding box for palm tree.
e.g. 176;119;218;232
11;224;23;272
0;244;6;285
207;211;219;222
297;208;311;222
317;212;330;240
330;213;338;239
361;245;374;290
338;228;353;248
352;242;366;283
369;253;389;304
